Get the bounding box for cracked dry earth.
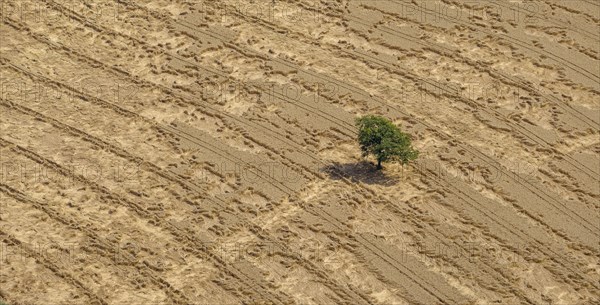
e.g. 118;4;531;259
0;0;599;304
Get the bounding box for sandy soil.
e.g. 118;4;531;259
0;0;598;304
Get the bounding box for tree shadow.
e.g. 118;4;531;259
321;161;399;186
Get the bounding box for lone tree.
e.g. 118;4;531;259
355;115;419;170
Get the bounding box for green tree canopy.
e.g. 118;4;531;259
355;115;419;170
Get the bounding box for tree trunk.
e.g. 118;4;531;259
376;159;383;170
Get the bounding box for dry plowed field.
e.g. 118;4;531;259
0;0;599;304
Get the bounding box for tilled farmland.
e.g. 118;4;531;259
0;1;599;304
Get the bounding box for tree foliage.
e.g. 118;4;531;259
355;115;419;169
